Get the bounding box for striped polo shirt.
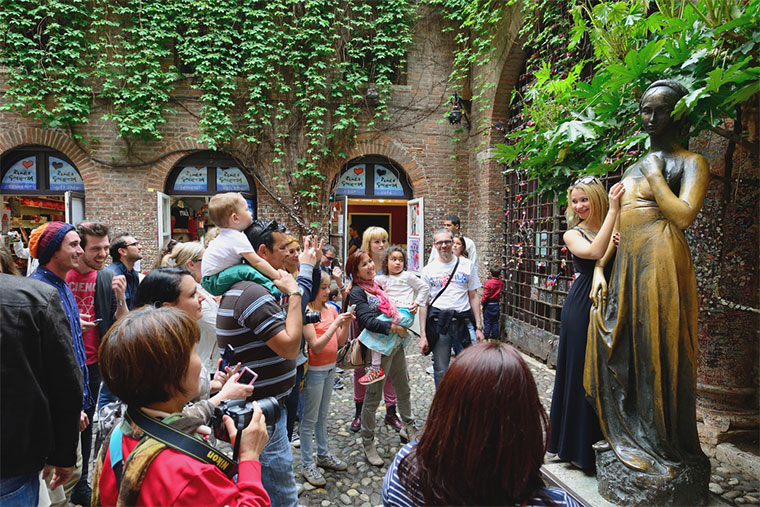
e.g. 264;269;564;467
216;281;295;401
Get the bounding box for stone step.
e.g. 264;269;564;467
715;442;760;483
541;458;731;506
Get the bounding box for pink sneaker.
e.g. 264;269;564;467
358;366;386;385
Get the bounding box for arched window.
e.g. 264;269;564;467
333;156;412;199
1;145;83;194
163;151;257;242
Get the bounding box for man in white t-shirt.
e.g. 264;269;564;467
419;229;483;387
428;214;478;268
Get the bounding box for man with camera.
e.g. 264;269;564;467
216;219;318;506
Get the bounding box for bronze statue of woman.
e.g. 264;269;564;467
584;80;710;503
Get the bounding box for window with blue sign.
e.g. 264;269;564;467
334;157;411;199
1;147;83;194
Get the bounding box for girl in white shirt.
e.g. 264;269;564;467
358;247;429;385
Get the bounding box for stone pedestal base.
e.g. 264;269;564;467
595;445;710;506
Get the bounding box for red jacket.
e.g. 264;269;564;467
481;277;504;303
98;432;270;506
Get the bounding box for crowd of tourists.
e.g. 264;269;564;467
2;193;586;507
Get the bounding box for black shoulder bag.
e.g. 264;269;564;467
424;257;460;355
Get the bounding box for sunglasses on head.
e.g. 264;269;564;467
573;175;600;186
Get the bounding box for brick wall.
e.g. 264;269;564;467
1;5;523;275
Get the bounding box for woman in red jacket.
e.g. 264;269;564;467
93;306;270;506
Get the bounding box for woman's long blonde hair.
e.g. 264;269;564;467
161;241;203;270
565;178;608;228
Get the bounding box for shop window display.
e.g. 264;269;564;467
1;146;82;275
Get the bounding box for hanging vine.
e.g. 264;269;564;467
1;0;415;230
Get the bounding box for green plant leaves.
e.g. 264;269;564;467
496;0;758;199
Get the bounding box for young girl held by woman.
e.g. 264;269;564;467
299;272;355;487
358;247;428;385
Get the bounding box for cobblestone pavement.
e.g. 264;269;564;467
293;340;760;506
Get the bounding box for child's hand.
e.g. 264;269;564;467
337;311;355;324
409;302;418;314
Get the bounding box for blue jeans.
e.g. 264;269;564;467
259;403;298;507
433;322;472;387
0;473;39;506
300;367;335;467
483;302;500;340
97;380;118;410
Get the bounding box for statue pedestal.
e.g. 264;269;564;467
594;445;711;506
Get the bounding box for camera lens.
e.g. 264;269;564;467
257;396;281;426
304;311;321;324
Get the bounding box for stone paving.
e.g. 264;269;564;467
293;340;760;506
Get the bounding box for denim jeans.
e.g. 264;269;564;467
259;403;298;507
300;367;335;467
0;473;39;506
82;362;101;482
483;301;500;340
97;380;118;410
433;322;472;387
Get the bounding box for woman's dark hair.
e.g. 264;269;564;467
345;249;372;281
99;306;200;407
134;267;193;308
381;246;407;275
398;342;549;505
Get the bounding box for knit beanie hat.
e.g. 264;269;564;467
28;222;76;266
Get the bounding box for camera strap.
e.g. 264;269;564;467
124;407;238;479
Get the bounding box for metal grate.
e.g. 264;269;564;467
503;174;567;335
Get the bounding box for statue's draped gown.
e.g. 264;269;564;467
584;162;708;477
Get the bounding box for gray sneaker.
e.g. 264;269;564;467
302;463;326;487
316;453;347;471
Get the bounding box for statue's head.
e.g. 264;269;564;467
639;80;689;139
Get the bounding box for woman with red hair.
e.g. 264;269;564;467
383;342;578;506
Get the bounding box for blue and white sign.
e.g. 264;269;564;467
1;157;37;190
174;166;208;191
217;167;249;192
336;165;366;195
49;157;84;191
373;165;404;196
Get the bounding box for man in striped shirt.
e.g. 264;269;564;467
216;219;304;507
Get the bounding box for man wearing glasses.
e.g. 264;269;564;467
428;214;478;268
320;244;346;293
106;233;143;311
419;229;484;387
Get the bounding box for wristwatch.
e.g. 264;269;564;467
477;325;484;331
285;290;301;297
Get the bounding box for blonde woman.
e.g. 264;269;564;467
361;226;388;268
161;242;219;387
547;177;624;470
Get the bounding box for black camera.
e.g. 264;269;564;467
211;397;281;442
303;311;321;324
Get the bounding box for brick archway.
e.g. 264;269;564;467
341;135;428;196
0;128;102;190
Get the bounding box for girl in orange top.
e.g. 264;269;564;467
299;272;355;487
